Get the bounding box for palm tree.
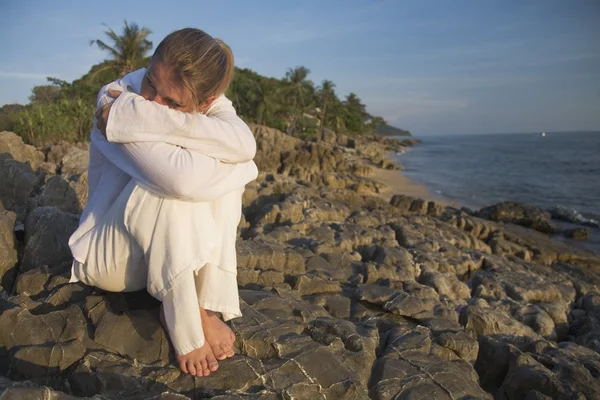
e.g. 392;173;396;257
284;66;312;109
254;79;279;125
90;20;153;77
283;66;314;134
318;79;336;135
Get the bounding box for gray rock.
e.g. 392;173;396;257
0;375;99;399
0;303;87;380
370;326;492;399
35;173;88;214
476;201;558;234
0;153;43;217
84;294;170;365
22;206;79;271
60;147;89;181
459;305;542;339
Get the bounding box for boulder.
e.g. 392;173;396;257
0;153;43;217
0;131;45;170
60;147;89;180
22;206;79;271
0;204;17;289
476;201;558;234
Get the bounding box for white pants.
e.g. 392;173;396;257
71;181;242;355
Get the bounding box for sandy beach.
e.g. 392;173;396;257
372;153;456;207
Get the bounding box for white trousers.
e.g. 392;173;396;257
71;181;242;355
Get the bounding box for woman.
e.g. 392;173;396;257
68;28;258;377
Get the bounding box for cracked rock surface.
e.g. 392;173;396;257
1;126;599;399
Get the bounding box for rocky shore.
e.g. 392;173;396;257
0;126;599;399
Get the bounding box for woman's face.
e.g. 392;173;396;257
141;60;196;113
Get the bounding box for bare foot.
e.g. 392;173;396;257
176;342;219;377
200;307;236;360
160;305;219;376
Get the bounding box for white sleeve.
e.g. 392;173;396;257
105;92;257;163
91;130;258;201
162;270;205;355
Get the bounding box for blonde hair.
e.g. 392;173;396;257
151;28;234;107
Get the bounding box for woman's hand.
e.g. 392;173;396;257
95;89;122;136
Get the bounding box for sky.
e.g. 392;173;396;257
0;0;598;136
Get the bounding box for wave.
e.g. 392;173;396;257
550;206;600;228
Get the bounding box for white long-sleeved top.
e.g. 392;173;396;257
69;69;257;354
69;68;258;265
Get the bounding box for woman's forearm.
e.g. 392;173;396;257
91;131;258;201
104;92;256;163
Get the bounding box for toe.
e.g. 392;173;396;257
206;350;219;372
220;343;233;358
212;344;226;360
195;361;205;377
200;359;209;376
186;360;196;376
179;360;189;374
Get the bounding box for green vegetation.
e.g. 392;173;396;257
375;123;412;137
0;21;410;146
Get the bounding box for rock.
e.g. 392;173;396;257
550;205;600;228
22;206;79;271
0;205;17;290
459;305;542;340
418;271;471;301
0;131;45;170
0;304;87;380
564;227;590;240
60;147;89;180
236;239;305;274
476;201;558;234
290;274;341;295
34;173;88;214
0;375;94;400
0;153;43;217
369;325;492;399
85;293;170;365
1;130;600;399
356;283;456;323
15;263;71;296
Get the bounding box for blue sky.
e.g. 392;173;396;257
1;0;598;135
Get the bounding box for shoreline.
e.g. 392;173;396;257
372;151;459;208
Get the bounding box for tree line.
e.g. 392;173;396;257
0;21;410;146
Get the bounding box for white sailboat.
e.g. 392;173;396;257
540;132;546;137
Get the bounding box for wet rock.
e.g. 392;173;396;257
22;206;79;271
564;227;590;240
476;201;558;234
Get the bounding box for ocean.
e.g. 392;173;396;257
395;131;600;254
